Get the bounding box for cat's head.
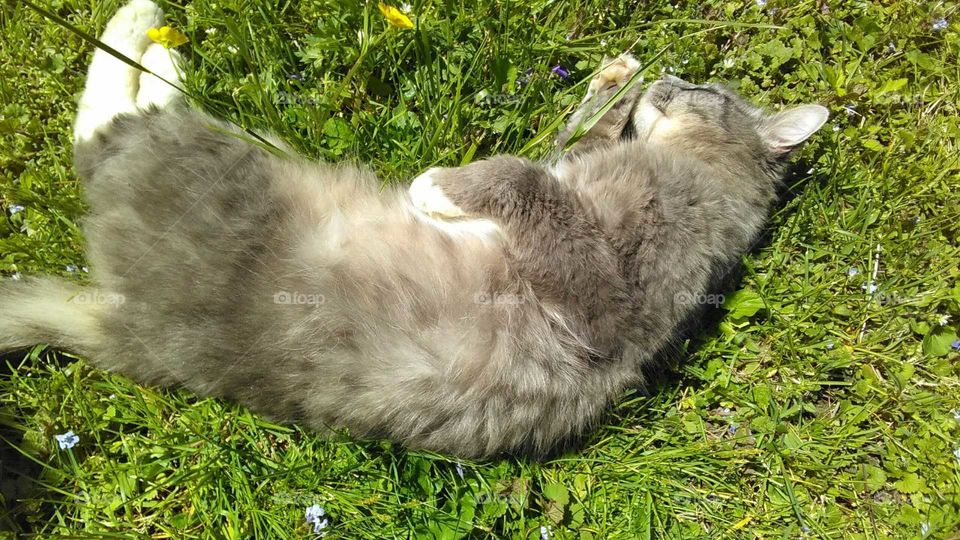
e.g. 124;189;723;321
632;75;828;168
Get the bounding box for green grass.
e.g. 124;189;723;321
1;0;959;537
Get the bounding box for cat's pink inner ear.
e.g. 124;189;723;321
760;104;829;154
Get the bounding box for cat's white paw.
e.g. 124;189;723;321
409;168;466;219
103;0;165;49
585;54;641;101
137;44;185;108
74;0;165;142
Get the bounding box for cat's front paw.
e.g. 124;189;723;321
585;54;641;101
409;168;466;219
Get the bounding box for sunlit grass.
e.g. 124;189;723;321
1;0;959;537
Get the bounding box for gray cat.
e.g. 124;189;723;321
0;1;827;458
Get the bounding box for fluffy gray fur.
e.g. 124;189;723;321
0;37;827;456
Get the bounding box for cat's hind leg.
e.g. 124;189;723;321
73;0;165;143
137;44;185;109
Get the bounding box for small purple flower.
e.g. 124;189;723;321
455;462;464;479
288;73;305;82
951;339;960;351
55;431;79;449
847;267;859;277
826;342;835;350
65;264;78;273
932;18;948;31
517;67;533;87
886;42;897;54
862;281;878;294
728;423;738;435
551;65;570;79
832;124;841;132
755;0;767;7
305;504;328;534
843;104;857;117
540;525;553;539
8;204;24;215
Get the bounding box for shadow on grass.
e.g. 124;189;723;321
0;348;66;533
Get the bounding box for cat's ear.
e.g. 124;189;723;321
759;104;829;154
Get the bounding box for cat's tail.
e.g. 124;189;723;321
0;277;104;357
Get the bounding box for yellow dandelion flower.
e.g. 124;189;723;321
378;2;414;29
147;26;189;49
